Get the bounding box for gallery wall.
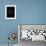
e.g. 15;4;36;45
0;0;46;44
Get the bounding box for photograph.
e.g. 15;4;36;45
5;5;16;19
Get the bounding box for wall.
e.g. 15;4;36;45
0;0;46;44
16;0;46;24
0;0;17;44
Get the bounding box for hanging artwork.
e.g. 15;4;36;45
5;5;16;19
18;24;46;41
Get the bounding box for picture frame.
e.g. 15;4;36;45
18;24;46;42
5;5;16;19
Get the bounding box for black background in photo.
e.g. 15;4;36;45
7;7;15;18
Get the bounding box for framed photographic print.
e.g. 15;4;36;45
5;5;16;19
18;24;46;42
